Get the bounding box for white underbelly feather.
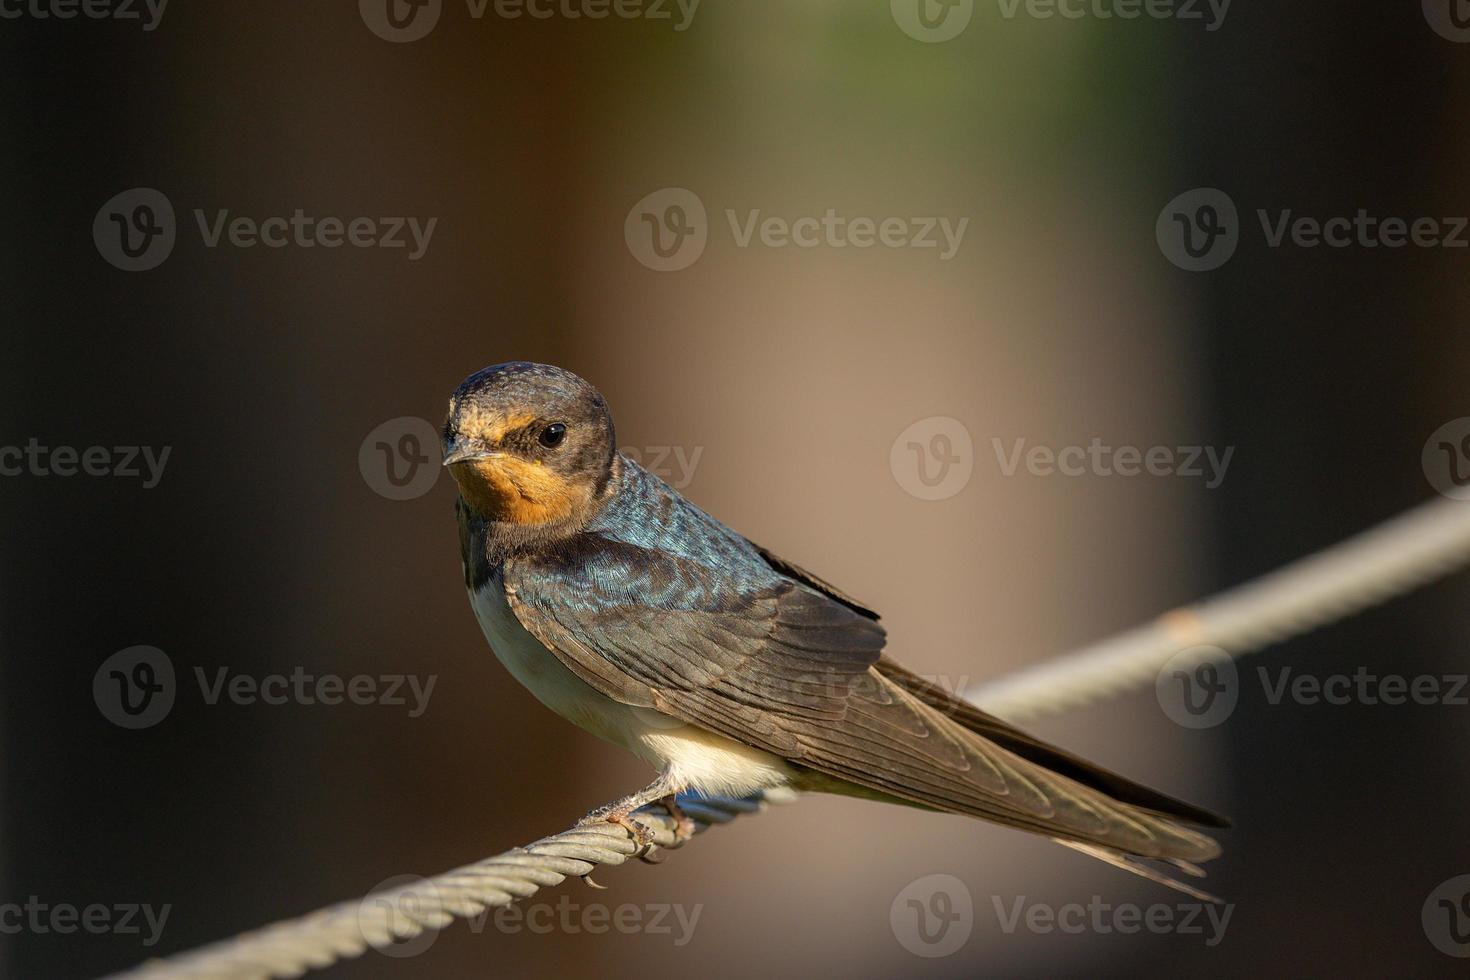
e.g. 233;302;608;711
467;576;797;798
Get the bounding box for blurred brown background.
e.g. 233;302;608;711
3;1;1469;977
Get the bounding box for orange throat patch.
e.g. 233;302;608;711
449;456;587;525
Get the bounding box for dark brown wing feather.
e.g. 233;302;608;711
754;542;1227;829
748;540;882;621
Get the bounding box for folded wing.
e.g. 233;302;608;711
506;535;1223;874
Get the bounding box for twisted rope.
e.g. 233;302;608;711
971;496;1470;721
112;793;795;979
109;496;1470;979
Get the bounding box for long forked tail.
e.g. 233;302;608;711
1054;841;1222;903
868;657;1229;896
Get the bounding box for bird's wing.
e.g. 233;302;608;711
746;541;1226;829
504;534;1221;867
745;539;882;621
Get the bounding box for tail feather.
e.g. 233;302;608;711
1055;841;1224;903
854;657;1230;895
876;656;1231;829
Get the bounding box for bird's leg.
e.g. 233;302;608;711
576;775;680;850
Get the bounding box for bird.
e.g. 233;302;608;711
441;361;1228;898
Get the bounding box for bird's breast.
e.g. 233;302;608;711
468;571;629;740
465;570;796;797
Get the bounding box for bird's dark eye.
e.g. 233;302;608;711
538;422;568;448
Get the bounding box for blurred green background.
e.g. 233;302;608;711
3;1;1469;977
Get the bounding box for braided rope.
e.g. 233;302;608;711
972;496;1470;720
112;793;794;979
108;496;1470;979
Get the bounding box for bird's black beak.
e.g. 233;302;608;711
442;440;500;468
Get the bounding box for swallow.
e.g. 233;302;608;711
442;362;1228;898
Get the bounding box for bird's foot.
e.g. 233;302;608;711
577;805;657;851
655;795;698;846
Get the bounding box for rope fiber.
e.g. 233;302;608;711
109;496;1470;979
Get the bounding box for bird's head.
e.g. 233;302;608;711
442;362;618;529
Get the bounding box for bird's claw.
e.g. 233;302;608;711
577;809;658;854
658;797;698;847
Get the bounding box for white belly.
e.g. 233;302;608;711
468;574;797;798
